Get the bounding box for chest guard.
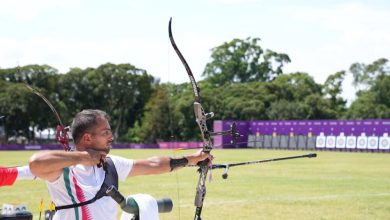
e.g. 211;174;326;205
55;157;118;211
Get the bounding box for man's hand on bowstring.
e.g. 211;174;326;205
81;149;108;166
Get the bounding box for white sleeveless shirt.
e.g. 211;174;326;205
46;155;134;220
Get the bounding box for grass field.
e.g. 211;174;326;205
1;149;390;220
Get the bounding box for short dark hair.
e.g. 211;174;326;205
71;109;110;144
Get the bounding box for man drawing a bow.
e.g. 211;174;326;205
29;109;210;220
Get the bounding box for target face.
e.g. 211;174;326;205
379;137;390;150
316;136;326;148
357;137;367;149
326;136;336;148
336;137;346;148
367;137;378;149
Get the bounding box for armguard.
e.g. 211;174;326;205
169;157;188;171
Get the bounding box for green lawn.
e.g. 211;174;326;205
1;149;390;220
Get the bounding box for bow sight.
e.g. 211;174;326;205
194;102;241;143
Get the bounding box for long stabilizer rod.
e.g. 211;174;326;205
210;153;317;179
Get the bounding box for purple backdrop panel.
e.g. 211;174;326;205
0;144;26;150
129;143;159;149
216;119;390;147
248;119;390;136
111;144;131;149
0;144;65;150
213;120;224;147
158;142;202;149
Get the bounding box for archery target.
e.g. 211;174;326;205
288;135;298;149
298;135;307;149
271;136;281;148
326;136;336;148
367;136;378;149
247;135;256;148
336;135;346;149
307;136;316;149
255;135;264;148
263;135;272;148
379;133;390;150
357;133;367;149
279;135;289;148
315;133;325;148
346;136;356;149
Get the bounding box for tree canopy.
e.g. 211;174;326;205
0;38;388;144
345;58;390;119
203;37;290;86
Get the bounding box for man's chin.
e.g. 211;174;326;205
105;145;112;154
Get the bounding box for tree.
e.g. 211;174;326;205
203;37;290;86
266;99;310;120
266;72;322;100
58;63;155;141
350;58;389;89
0;65;61;141
0;65;59;88
346;75;390;119
126;84;172;143
323;71;347;117
212;82;268;120
265;73;336;119
0;82;48;141
346;58;390;119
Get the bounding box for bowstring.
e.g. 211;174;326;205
167;34;182;220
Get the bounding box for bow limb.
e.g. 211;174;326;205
168;17;212;220
168;18;201;103
25;84;70;151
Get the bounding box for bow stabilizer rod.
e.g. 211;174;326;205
212;153;317;179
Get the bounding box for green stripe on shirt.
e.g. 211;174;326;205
64;167;79;220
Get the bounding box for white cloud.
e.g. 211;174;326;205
0;0;83;21
211;0;261;4
283;2;390;102
290;3;390;46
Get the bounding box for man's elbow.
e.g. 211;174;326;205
28;154;43;177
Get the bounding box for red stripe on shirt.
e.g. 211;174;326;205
71;169;92;220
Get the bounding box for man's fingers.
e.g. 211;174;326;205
85;149;108;165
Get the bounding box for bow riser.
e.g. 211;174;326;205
194;102;212;152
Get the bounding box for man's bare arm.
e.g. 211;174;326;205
29;150;107;182
128;150;210;177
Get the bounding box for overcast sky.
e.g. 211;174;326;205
1;0;389;103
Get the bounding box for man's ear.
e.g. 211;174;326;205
82;133;93;143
